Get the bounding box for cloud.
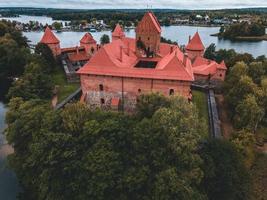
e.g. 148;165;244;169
0;0;267;9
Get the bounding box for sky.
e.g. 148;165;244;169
0;0;267;10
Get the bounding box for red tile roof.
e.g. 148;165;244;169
80;33;96;44
186;32;205;51
77;38;194;82
192;56;210;67
192;56;226;75
40;27;60;44
112;24;125;38
136;11;161;33
68;52;91;62
76;12;226;83
193;61;218;76
61;46;85;53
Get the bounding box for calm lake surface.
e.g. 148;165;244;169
0;102;19;200
1;15;267;57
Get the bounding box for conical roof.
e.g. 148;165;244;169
186;32;205;51
112;24;125;38
40;27;60;44
80;32;96;44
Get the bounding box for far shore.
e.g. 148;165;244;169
210;32;267;41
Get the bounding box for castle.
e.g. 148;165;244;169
40;12;227;111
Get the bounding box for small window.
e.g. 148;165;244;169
148;37;150;41
220;74;222;77
169;89;174;96
91;47;95;54
100;98;105;104
138;89;141;93
99;84;104;91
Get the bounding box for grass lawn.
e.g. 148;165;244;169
51;68;80;103
192;90;209;138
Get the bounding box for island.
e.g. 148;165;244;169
211;22;267;41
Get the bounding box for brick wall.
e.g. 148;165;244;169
186;49;204;60
80;74;192;111
80;42;97;55
48;43;61;57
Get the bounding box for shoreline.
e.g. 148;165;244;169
210;32;267;42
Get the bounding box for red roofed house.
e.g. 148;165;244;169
77;12;197;111
40;27;61;56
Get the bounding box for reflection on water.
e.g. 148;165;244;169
0;102;20;200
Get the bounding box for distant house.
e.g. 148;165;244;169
196;15;203;20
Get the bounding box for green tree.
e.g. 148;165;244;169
52;21;63;31
204;43;216;60
35;43;56;72
200;139;252;200
234;94;264;132
6;95;208;200
136;92;171;119
248;62;265;85
0;34;29;99
226;75;258;110
7;62;53;100
231;130;256;168
100;34;110;45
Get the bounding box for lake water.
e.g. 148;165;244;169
2;15;267;57
0;102;19;200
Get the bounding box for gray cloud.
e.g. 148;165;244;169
0;0;267;9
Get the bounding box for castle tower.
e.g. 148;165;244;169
135;11;161;58
80;33;97;55
40;27;61;57
112;24;125;41
185;32;205;60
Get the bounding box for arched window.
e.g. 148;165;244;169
169;89;174;96
99;84;104;91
